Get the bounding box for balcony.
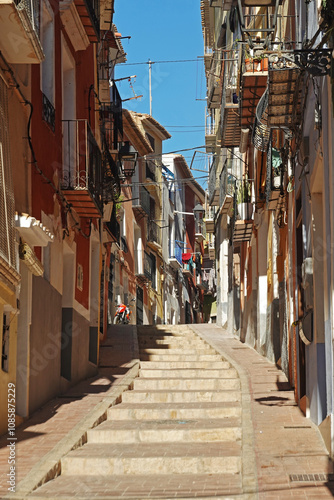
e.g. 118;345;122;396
62;120;103;218
233;177;254;243
132;185;150;220
145;159;159;193
267;58;304;129
207;65;222;109
205;207;215;233
100;82;123;153
221;49;241;148
217;162;235;218
147;220;162;252
266;143;283;211
195;220;206;243
182;261;195;280
169;243;182;269
208;156;220;206
240;48;268;129
105;215;120;244
0;0;44;63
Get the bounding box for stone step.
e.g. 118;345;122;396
61;442;241;476
138;339;205;347
122;389;240;404
30;473;243;498
138;333;198;341
133;377;240;391
139;347;217;355
139;360;230;369
139;353;223;362
138;326;194;335
87;418;241;444
139;368;238;379
107;401;242;420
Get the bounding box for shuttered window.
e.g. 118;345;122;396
0;76;16;270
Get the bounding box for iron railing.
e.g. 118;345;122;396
195;220;206;239
16;0;40;34
100;82;123;152
147;220;161;247
62;119;103;212
105;215;120;243
42;93;55;132
208;155;218;202
132;185;150;216
146;160;156;182
219;160;236;206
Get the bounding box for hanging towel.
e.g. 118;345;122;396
182;252;192;263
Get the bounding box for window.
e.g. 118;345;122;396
0;77;16;270
41;0;55;130
2;312;9;373
146;133;155;151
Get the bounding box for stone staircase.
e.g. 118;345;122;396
30;325;243;498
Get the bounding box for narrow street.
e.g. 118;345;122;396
1;325;333;499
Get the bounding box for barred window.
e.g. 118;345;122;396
0;76;16;270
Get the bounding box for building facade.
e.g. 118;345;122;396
202;0;334;455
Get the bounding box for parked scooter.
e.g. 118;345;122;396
113;298;135;324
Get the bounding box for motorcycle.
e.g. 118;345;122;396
113;298;135;324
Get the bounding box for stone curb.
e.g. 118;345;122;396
189;325;259;500
5;361;140;500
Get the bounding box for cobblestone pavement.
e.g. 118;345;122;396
0;323;333;499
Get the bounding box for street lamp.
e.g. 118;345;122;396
119;141;138;178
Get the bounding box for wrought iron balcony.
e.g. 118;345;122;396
266;140;284;211
208;155;220;206
62;119;103;218
169;243;182;269
0;0;44;63
207;57;222;109
195;220;206;243
221;48;241;148
233;177;254;243
42;93;55;132
147;220;162;251
132;185;150;219
240;46;268;129
100;82;123;153
182;260;195;279
218;161;235;218
145;159;158;192
105;214;120;243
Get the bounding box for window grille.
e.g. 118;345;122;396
0;77;16;271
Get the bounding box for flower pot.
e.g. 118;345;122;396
237;202;253;220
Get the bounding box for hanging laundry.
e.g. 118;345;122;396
182;253;192;263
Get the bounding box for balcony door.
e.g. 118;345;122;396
62;37;76;188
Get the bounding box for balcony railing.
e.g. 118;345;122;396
219;161;235;217
265;139;283;211
208;155;220;206
169;243;182;268
42;93;55;132
147;220;161;249
195;220;206;243
146;160;157;183
221;48;241;148
62;119;103;217
144;251;155;284
207;56;222;109
132;185;150;218
0;0;44;63
105;215;120;244
100;82;123;152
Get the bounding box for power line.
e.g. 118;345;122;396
119;58;204;66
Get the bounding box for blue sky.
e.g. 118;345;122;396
114;0;208;187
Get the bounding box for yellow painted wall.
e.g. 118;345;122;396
0;281;18;436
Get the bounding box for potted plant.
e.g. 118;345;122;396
237;175;253;220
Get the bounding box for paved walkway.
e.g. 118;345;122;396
0;323;333;499
191;324;334;499
0;325;139;500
